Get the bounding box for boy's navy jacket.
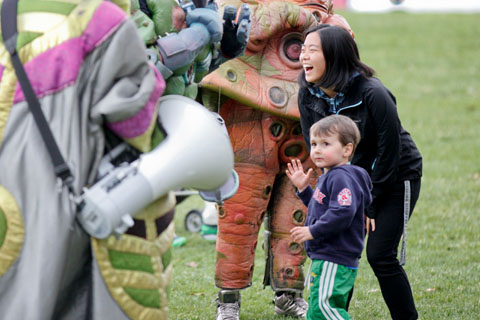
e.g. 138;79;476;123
297;164;372;268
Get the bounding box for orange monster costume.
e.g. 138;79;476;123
199;0;353;318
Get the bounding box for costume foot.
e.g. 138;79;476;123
274;292;307;318
216;290;240;320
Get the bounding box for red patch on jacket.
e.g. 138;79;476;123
313;188;326;204
337;188;352;206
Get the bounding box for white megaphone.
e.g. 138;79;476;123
77;95;237;239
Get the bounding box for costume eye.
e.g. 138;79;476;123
279;32;303;68
284;38;302;62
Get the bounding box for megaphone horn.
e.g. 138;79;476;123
77;95;235;239
138;94;235;198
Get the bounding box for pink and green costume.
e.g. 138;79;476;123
0;1;175;319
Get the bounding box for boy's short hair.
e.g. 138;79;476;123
309;115;361;160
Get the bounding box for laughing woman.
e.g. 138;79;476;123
297;24;422;320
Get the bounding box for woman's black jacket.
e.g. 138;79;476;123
298;76;422;218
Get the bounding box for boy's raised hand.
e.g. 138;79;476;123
286;159;313;192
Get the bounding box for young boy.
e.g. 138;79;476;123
286;114;372;320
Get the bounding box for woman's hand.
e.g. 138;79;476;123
286;159;313;192
290;226;313;243
365;215;376;235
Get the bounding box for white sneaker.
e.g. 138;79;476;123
274;292;308;318
216;290;241;320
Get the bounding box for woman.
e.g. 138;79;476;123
297;24;422;320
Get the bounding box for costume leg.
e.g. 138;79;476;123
265;173;308;292
266;173;314;318
264;119;317;317
215;163;275;320
215;163;276;289
214;101;281;319
215;101;280;290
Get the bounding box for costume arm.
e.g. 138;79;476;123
206;3;251;72
308;172;359;240
83;18;165;153
156;8;222;72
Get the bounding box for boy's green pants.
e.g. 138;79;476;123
307;260;357;320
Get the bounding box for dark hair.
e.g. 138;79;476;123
298;24;375;91
310;114;360;161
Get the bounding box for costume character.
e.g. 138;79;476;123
0;1;170;318
198;0;353;318
0;0;233;319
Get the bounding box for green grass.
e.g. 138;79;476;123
169;12;480;319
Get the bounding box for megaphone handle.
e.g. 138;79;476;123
215;189;224;206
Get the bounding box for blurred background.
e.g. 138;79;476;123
336;0;480;12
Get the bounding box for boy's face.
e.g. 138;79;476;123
310;133;352;171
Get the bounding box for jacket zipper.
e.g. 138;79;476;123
334;100;377;170
335;100;362;114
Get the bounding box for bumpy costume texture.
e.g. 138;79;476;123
199;0;352;317
0;1;177;319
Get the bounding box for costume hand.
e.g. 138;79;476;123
290;226;313;243
220;4;251;58
286;159;313;192
186;8;223;43
365;215;376;235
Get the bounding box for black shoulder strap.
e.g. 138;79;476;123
1;0;74;189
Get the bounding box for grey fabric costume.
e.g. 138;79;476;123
0;1;173;319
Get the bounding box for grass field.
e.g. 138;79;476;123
168;11;480;320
